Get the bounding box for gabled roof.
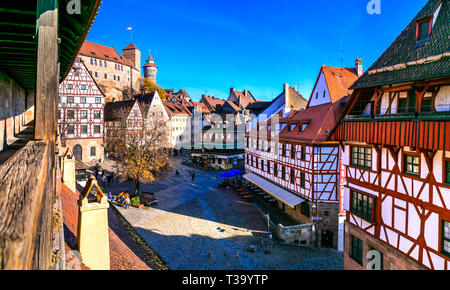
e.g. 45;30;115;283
224;100;242;112
123;43;137;50
80;40;136;68
310;66;359;105
352;0;449;89
163;101;190;116
278;100;347;143
192;102;211;114
229;89;256;108
201;96;226;112
104;100;138;121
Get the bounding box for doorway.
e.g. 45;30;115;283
321;230;334;248
73;145;82;161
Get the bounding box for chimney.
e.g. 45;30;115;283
62;149;76;193
284;83;290;108
77;176;110;270
356;58;363;77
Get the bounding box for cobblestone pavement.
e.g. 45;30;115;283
108;158;343;270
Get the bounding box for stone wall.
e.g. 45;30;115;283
276;200;340;249
278;223;315;246
62;138;104;163
0;70;29;152
344;222;426;270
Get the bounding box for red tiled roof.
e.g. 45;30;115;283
225;100;242;112
123;43;137;50
59;181;152;270
318;66;359;104
80;40;134;68
192;102;211;114
230;89;256;108
278;101;347;143
163;101;190;116
201;96;226;111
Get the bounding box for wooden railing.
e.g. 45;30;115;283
333;117;450;151
0;141;55;269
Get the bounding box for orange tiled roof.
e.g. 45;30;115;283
80;40;136;69
320;66;359;104
60;181;152;270
201;96;226;111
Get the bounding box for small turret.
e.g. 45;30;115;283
143;54;157;83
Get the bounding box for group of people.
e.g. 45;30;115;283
108;191;131;209
94;169;115;188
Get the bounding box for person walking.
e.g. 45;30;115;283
101;175;106;188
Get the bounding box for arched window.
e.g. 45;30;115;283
73;145;82;161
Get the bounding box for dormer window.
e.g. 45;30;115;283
416;19;431;45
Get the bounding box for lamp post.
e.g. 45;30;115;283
265;213;271;239
312;201;319;248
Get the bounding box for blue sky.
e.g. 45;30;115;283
87;0;428;102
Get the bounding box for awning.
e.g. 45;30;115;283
244;173;306;209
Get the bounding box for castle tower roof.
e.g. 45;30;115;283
144;54;157;68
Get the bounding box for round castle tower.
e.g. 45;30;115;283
143;54;157;83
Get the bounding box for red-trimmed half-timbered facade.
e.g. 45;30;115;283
58;57;105;163
245;63;359;249
332;0;450;270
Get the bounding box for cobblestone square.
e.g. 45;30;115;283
110;158;343;270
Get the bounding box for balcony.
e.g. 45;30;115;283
335;112;450;151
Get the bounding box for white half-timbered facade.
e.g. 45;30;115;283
58;57;105;162
245;64;359;249
333;0;450;270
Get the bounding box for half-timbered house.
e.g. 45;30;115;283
58;58;105;163
332;0;450;270
245;63;360;249
104;100;144;155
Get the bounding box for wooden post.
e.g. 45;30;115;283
35;0;59;143
33;0;59;270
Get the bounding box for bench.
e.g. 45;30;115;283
142;192;158;207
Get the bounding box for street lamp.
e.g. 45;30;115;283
312;202;319;248
265;213;271;239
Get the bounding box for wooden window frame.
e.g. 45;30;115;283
300;172;306;188
274;164;278;177
290;168;295;184
81;125;88;135
441;218;450;258
350;189;375;223
291;145;296;159
282;166;286;180
402;152;420;177
94;125;101;134
301;201;310;217
350;146;372;170
350;235;363;265
415;16;433;46
444;158;450;186
301;146;306;161
282;144;286;157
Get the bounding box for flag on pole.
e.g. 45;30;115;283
126;26;132;30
